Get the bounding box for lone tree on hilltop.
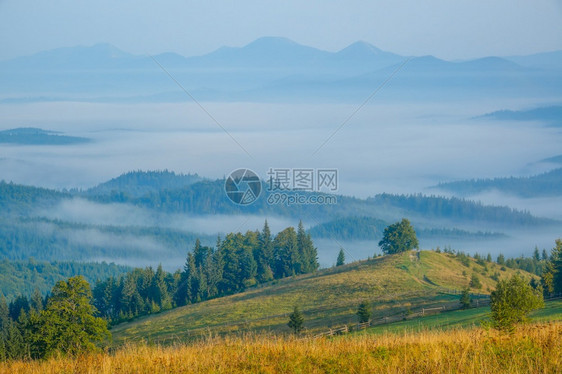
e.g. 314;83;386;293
287;306;304;334
378;218;419;255
490;274;544;331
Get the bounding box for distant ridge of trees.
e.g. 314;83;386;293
83;170;203;198
0;259;130;301
308;216;506;241
436;168;562;198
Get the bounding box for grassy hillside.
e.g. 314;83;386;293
111;250;535;345
357;299;562;336
4;323;561;373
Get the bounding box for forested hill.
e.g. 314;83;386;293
84;170;203;198
479;105;562;126
83;178;555;227
308;216;506;241
1;174;557;228
0;181;68;214
0;128;90;145
435;168;562;198
0;173;558;266
0;259;130;301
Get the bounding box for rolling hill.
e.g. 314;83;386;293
0;172;558;267
478;105;562;126
84;170;203;198
0;128;90;145
110;250;535;345
435;168;562;198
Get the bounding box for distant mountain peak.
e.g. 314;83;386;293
338;41;384;55
246;36;299;47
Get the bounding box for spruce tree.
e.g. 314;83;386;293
274;227;300;278
460;288;471;309
356;301;371;323
336;248;345;266
288;306;304;334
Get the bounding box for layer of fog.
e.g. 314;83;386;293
1;99;561;199
433;189;562;221
315;230;561;269
2;99;562;266
31;197;562;269
37;198;300;235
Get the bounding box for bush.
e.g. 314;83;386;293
490;274;544;331
356;301;371;323
470;273;482;289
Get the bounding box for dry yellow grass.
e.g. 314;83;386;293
3;322;560;374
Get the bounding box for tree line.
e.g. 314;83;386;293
92;221;318;323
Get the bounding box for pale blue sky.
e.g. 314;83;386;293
1;0;561;60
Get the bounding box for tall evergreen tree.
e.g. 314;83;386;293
336;248;345;266
552;239;562;293
30;289;44;312
273;227;300;278
542;239;562;295
297;221;319;273
259;220;274;269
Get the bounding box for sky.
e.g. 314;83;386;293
1;0;561;61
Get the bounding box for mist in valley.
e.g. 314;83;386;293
1;98;561;268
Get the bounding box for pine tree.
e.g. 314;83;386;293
470;273;482;289
259;220;274;270
218;233;248;294
336;248;345;266
30;289;44;312
296;221;319;273
551;239;562;293
274;227;300;278
356;301;371;323
287;306;304;334
185;252;199;302
256;222;274;283
533;247;541;261
542;239;562;295
460;288;471;309
497;253;506;265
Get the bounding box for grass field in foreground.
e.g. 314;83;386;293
2;323;560;373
